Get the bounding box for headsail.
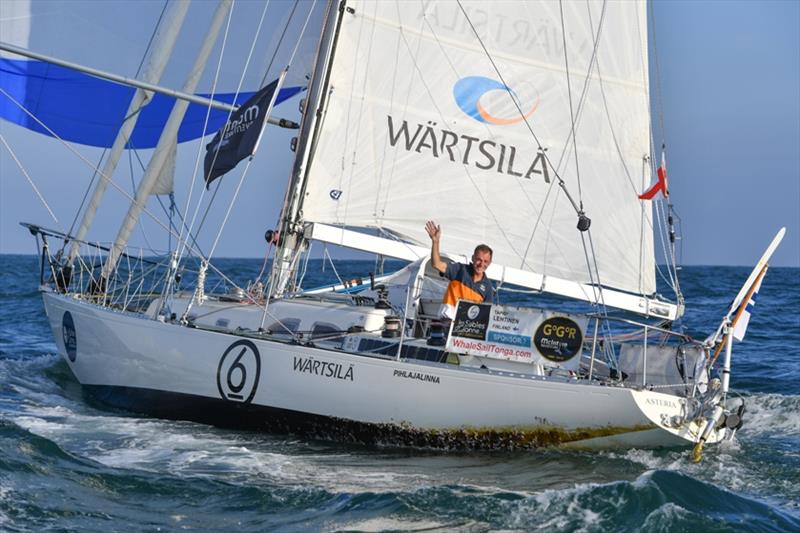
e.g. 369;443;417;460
0;58;302;149
297;1;658;298
0;0;308;148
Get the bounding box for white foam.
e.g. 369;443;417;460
11;388;798;510
603;439;799;516
640;502;691;529
14;404;433;493
13;415;70;436
326;517;450;532
504;479;631;531
739;393;800;436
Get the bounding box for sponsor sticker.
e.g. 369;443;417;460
450;302;491;340
217;340;261;403
533;317;583;362
62;311;77;362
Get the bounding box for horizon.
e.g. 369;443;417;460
1;251;796;271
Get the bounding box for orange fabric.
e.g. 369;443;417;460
443;279;485;306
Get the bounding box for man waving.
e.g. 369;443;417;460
425;220;495;319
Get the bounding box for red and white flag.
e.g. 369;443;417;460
639;151;669;200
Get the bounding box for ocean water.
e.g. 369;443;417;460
0;254;798;532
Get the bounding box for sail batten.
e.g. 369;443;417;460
297;0;657;296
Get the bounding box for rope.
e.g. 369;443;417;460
295;241;313;290
452;0;609;292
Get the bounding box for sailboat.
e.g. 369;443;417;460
4;0;785;459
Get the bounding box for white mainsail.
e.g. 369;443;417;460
299;0;656;297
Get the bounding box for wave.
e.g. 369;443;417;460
739;392;800;436
7;402;799;531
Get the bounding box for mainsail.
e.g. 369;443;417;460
298;1;657;298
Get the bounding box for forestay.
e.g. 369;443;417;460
300;1;657;298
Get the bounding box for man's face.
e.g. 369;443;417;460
471;250;492;275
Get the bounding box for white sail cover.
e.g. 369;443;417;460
301;0;656;295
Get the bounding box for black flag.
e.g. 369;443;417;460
203;79;279;186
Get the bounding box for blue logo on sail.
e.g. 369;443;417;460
453;76;539;125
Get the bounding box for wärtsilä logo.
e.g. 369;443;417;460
453;76;539;126
379;76;550;185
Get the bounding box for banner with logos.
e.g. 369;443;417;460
446;301;588;371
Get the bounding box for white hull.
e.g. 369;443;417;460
43;291;725;449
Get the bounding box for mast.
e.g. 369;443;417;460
99;0;234;284
66;1;190;269
269;0;345;296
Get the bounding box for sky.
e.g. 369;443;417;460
0;0;798;268
648;0;799;268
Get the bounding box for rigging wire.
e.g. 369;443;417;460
519;0;611;275
180;1;318;322
62;0;170;259
648;0;668;144
129;143;208;258
417;5;553;271
0;134;60;227
175;0;241;268
454;1;583;220
577;2;665;299
312;3;612;312
654;199;678;290
259;0;300;87
64;150;104;251
452;0;608;303
322;245;346;288
179;0;315;270
453;1;670;320
194;2;316;263
390;9;522;264
126;148;157;255
0;88;192;248
647;0;683;301
456;0;611;305
558;0;584;203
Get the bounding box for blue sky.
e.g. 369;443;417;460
1;0;798;267
649;0;799;267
